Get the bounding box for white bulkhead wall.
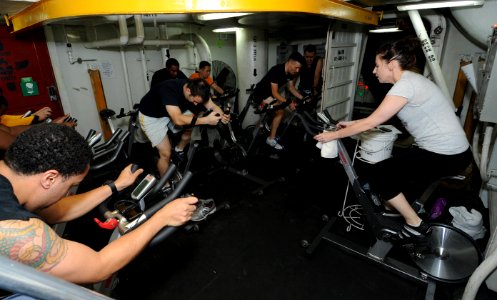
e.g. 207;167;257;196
44;15;328;137
43;9;494;140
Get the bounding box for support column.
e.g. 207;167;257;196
88;69;112;140
407;10;453;109
236;28;268;128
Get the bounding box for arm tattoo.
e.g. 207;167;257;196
0;219;68;272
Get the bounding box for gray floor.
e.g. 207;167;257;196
108;134;494;300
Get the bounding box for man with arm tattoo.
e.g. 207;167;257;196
0;123;197;284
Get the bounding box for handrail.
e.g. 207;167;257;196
0;255;113;300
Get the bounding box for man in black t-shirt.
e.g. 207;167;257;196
150;58;188;88
299;44;323;97
139;78;228;176
252;52;306;150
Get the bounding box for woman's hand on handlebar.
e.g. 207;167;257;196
336;120;356;130
114;164;144;192
160;196;198;226
314;131;335;143
314;120;358;142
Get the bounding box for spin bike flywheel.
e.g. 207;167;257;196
407;223;482;283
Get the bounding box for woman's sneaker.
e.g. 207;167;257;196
191;198;217;222
266;137;283;150
402;221;432;240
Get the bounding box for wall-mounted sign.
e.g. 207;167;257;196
20;77;39;96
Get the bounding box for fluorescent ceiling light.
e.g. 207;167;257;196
397;0;484;11
198;13;251;21
7;0;40;2
369;27;402;33
212;27;239;33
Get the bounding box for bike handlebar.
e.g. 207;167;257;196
290;111;335;136
116;106;139;119
93;128;123;153
147;172;195;247
144;171;193;219
148;164;178;197
90;130;129;171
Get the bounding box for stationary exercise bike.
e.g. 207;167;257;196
93;161;226;295
278;93;321;142
90;163;190;294
207;90;285;195
299;114;482;299
99;104;146;163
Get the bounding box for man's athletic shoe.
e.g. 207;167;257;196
266;137;283;150
402;221;432;239
191;198;217;222
172;149;186;164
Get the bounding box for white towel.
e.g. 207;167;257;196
316;140;338;159
449;206;486;240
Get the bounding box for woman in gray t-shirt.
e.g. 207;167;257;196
314;37;472;239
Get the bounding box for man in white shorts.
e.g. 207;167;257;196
138;78;229;177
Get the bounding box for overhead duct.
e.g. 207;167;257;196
84;15;144;49
85;16;198;50
450;0;497;49
353;0;492;49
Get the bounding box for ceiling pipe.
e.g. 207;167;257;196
84;15;144;49
84;15;129;49
178;33;212;63
84;15;196;50
120;50;134;110
143;40;194;47
127;15;145;46
102;15;133;21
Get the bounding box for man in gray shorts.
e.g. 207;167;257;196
138;78;228;177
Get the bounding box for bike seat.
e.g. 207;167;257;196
99;109;116;119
